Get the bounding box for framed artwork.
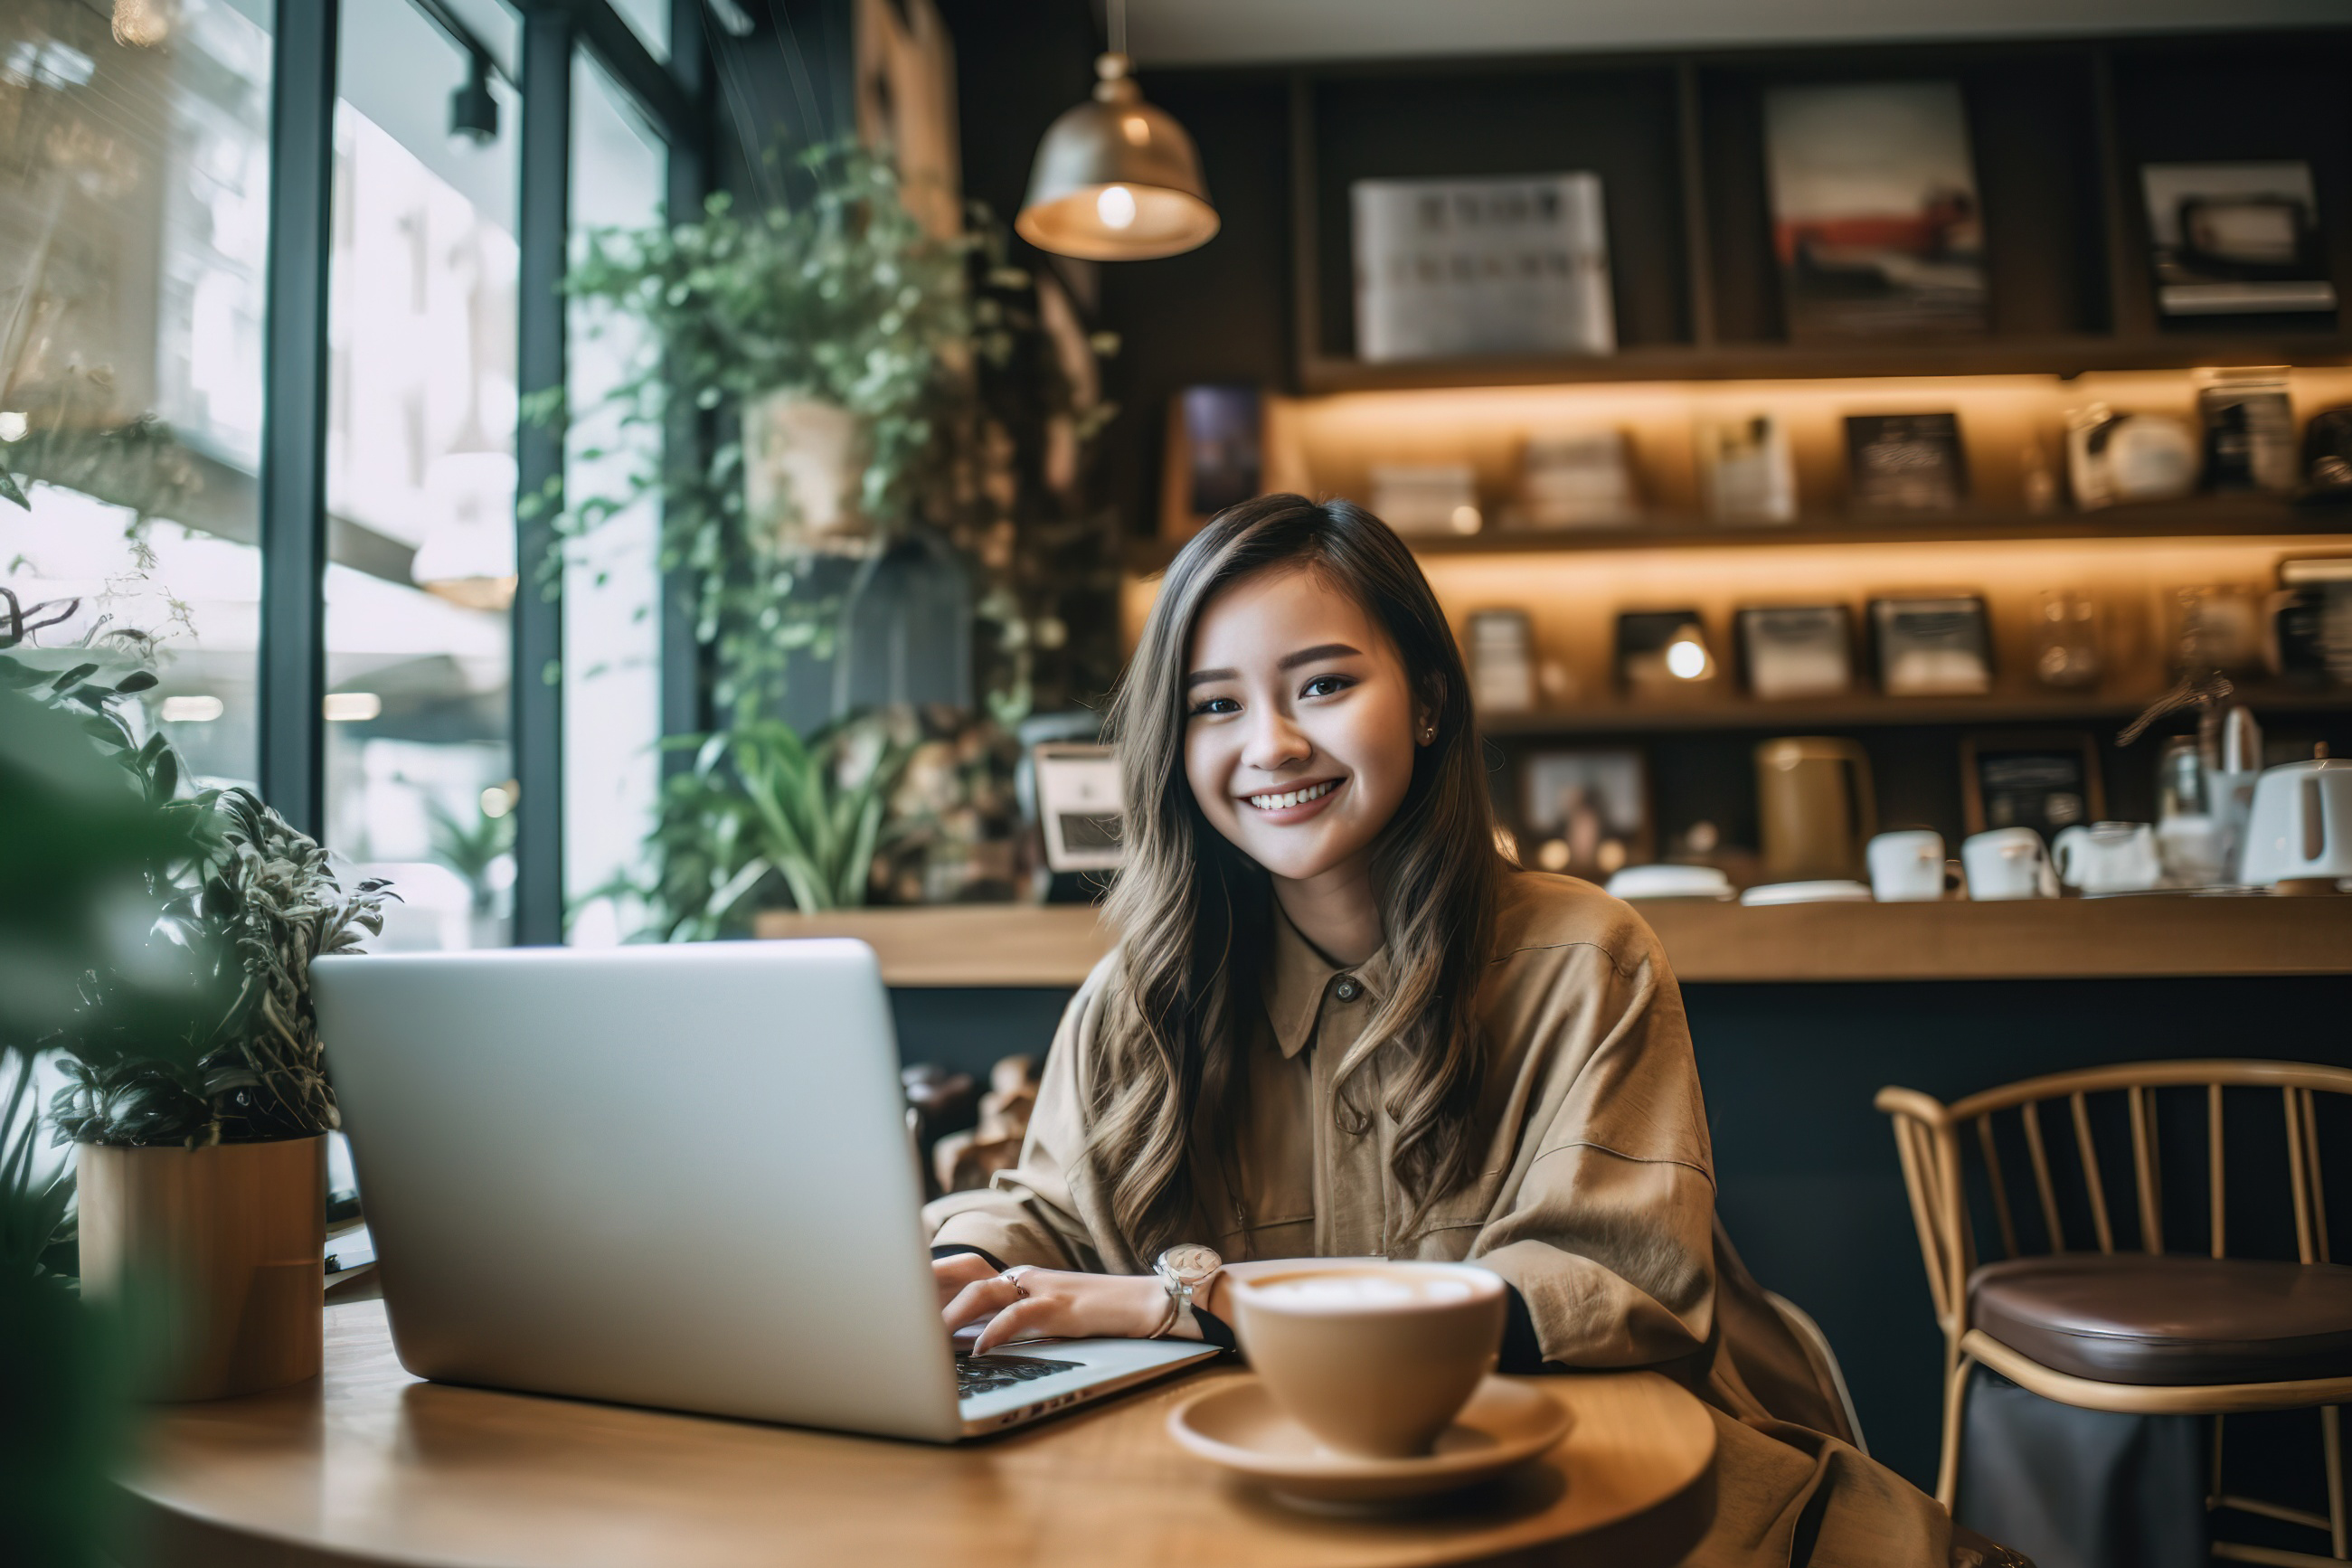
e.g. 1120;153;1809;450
1352;172;1615;362
2140;161;2336;317
1520;749;1651;877
1845;412;1968;513
1960;732;2105;839
1160;385;1263;539
1764;80;1988;340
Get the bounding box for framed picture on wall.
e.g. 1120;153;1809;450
1352;172;1616;362
1520;749;1651;879
1159;385;1263;540
1960;732;2105;839
1764;80;1989;341
2140;161;2337;317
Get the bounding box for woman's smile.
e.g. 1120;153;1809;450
1242;777;1345;819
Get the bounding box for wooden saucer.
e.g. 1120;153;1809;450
1167;1374;1572;1510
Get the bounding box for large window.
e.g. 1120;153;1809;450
324;0;523;949
562;56;666;945
0;0;272;789
7;0;692;951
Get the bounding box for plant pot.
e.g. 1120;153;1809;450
75;1135;326;1401
742;390;870;555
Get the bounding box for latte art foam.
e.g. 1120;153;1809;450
1247;1270;1478;1309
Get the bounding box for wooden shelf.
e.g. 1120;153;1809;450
1298;336;2352;395
755;897;2352;987
1130;497;2352;571
1478;685;2351;737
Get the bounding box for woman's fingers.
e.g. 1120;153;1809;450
940;1273;1023;1331
931;1252;1000;1308
973;1296;1064;1355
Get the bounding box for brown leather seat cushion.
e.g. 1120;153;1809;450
1969;1254;2352;1386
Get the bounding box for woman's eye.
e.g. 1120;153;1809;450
1190;695;1241;717
1300;674;1353;699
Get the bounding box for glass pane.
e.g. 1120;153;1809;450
0;0;270;789
605;0;670;63
563;55;666;945
325;0;521;950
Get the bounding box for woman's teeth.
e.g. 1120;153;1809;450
1247;779;1338;812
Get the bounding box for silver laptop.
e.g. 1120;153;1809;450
312;940;1216;1440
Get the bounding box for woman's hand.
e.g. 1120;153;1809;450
933;1255;1169;1355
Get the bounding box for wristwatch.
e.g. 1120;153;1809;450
1150;1244;1223;1338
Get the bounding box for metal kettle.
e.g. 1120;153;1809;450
1755;737;1877;882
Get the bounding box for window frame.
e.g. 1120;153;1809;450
255;0;707;940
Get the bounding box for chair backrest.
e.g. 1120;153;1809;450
1877;1061;2352;1334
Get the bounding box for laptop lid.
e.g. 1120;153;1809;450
313;940;966;1442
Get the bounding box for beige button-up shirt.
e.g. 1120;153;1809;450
927;870;1718;1372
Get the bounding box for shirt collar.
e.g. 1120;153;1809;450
1262;901;1393;1060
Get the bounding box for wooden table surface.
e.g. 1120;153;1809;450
118;1301;1718;1568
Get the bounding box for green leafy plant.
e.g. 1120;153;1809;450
426;795;515;914
641;720;913;940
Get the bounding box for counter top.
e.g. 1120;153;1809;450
755;895;2352;987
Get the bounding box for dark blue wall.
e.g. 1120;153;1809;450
892;974;2352;1493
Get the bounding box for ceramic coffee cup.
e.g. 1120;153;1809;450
2053;821;2162;894
1227;1261;1505;1459
1866;830;1951;902
1961;827;2059;901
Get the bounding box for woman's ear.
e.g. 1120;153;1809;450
1413;675;1446;747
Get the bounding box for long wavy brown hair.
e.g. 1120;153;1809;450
1091;494;1502;1257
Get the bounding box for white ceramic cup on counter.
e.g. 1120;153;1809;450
2053;821;2163;895
1961;827;2059;901
1866;830;1955;902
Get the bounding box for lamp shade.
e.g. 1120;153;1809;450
1015;53;1217;261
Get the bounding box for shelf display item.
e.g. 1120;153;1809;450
1368;463;1480;535
1351;172;1614;362
1763;80;1988;341
1032;742;1124;874
1516;429;1640;528
1845;411;1968;513
1736;605;1854;700
2157;736;2228;887
2169;583;2267;675
1695;414;1796;524
2065;404;2198;510
1754;736;1875;882
2240;751;2352;893
2032;590;2102;690
1960;826;2060;900
1466;609;1536;713
2197;368;2297;495
1616;609;1715;694
1961;732;2102;839
1174;386;1263;531
2273;557;2352;686
1870;595;1990;695
2297;404;2352;501
2139;161;2337;316
1521;749;1649;878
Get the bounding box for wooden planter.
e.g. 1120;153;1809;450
76;1135;326;1401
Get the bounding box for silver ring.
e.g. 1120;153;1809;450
998;1267;1031;1299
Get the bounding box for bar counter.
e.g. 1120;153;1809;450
755;895;2352;987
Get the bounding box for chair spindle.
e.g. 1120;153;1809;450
2288;1087;2317;1268
1977;1115;2019;1260
2210;1083;2227;1260
2130;1085;2163;1254
2024;1101;2065;1252
2301;1089;2330;1266
2073;1091;2115;1254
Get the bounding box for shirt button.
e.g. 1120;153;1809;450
1334;976;1363;1003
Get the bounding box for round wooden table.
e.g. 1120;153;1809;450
119;1300;1719;1568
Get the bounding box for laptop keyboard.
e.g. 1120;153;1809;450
956;1352;1081;1399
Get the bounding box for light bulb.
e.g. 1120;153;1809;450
1665;638;1708;680
1095;184;1138;230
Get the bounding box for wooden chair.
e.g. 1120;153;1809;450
1878;1061;2352;1566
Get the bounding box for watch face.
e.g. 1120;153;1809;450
1158;1243;1223;1283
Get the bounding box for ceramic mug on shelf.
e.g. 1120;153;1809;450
1866;830;1959;902
2052;821;2163;895
1961;827;2059;902
2239;754;2352;893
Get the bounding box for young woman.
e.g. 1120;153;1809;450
927;495;2021;1567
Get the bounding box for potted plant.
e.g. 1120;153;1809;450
15;647;393;1401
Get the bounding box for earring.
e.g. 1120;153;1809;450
1421;724;1437;743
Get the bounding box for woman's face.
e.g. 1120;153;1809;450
1182;563;1427;888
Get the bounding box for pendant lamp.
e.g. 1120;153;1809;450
1015;0;1217;261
